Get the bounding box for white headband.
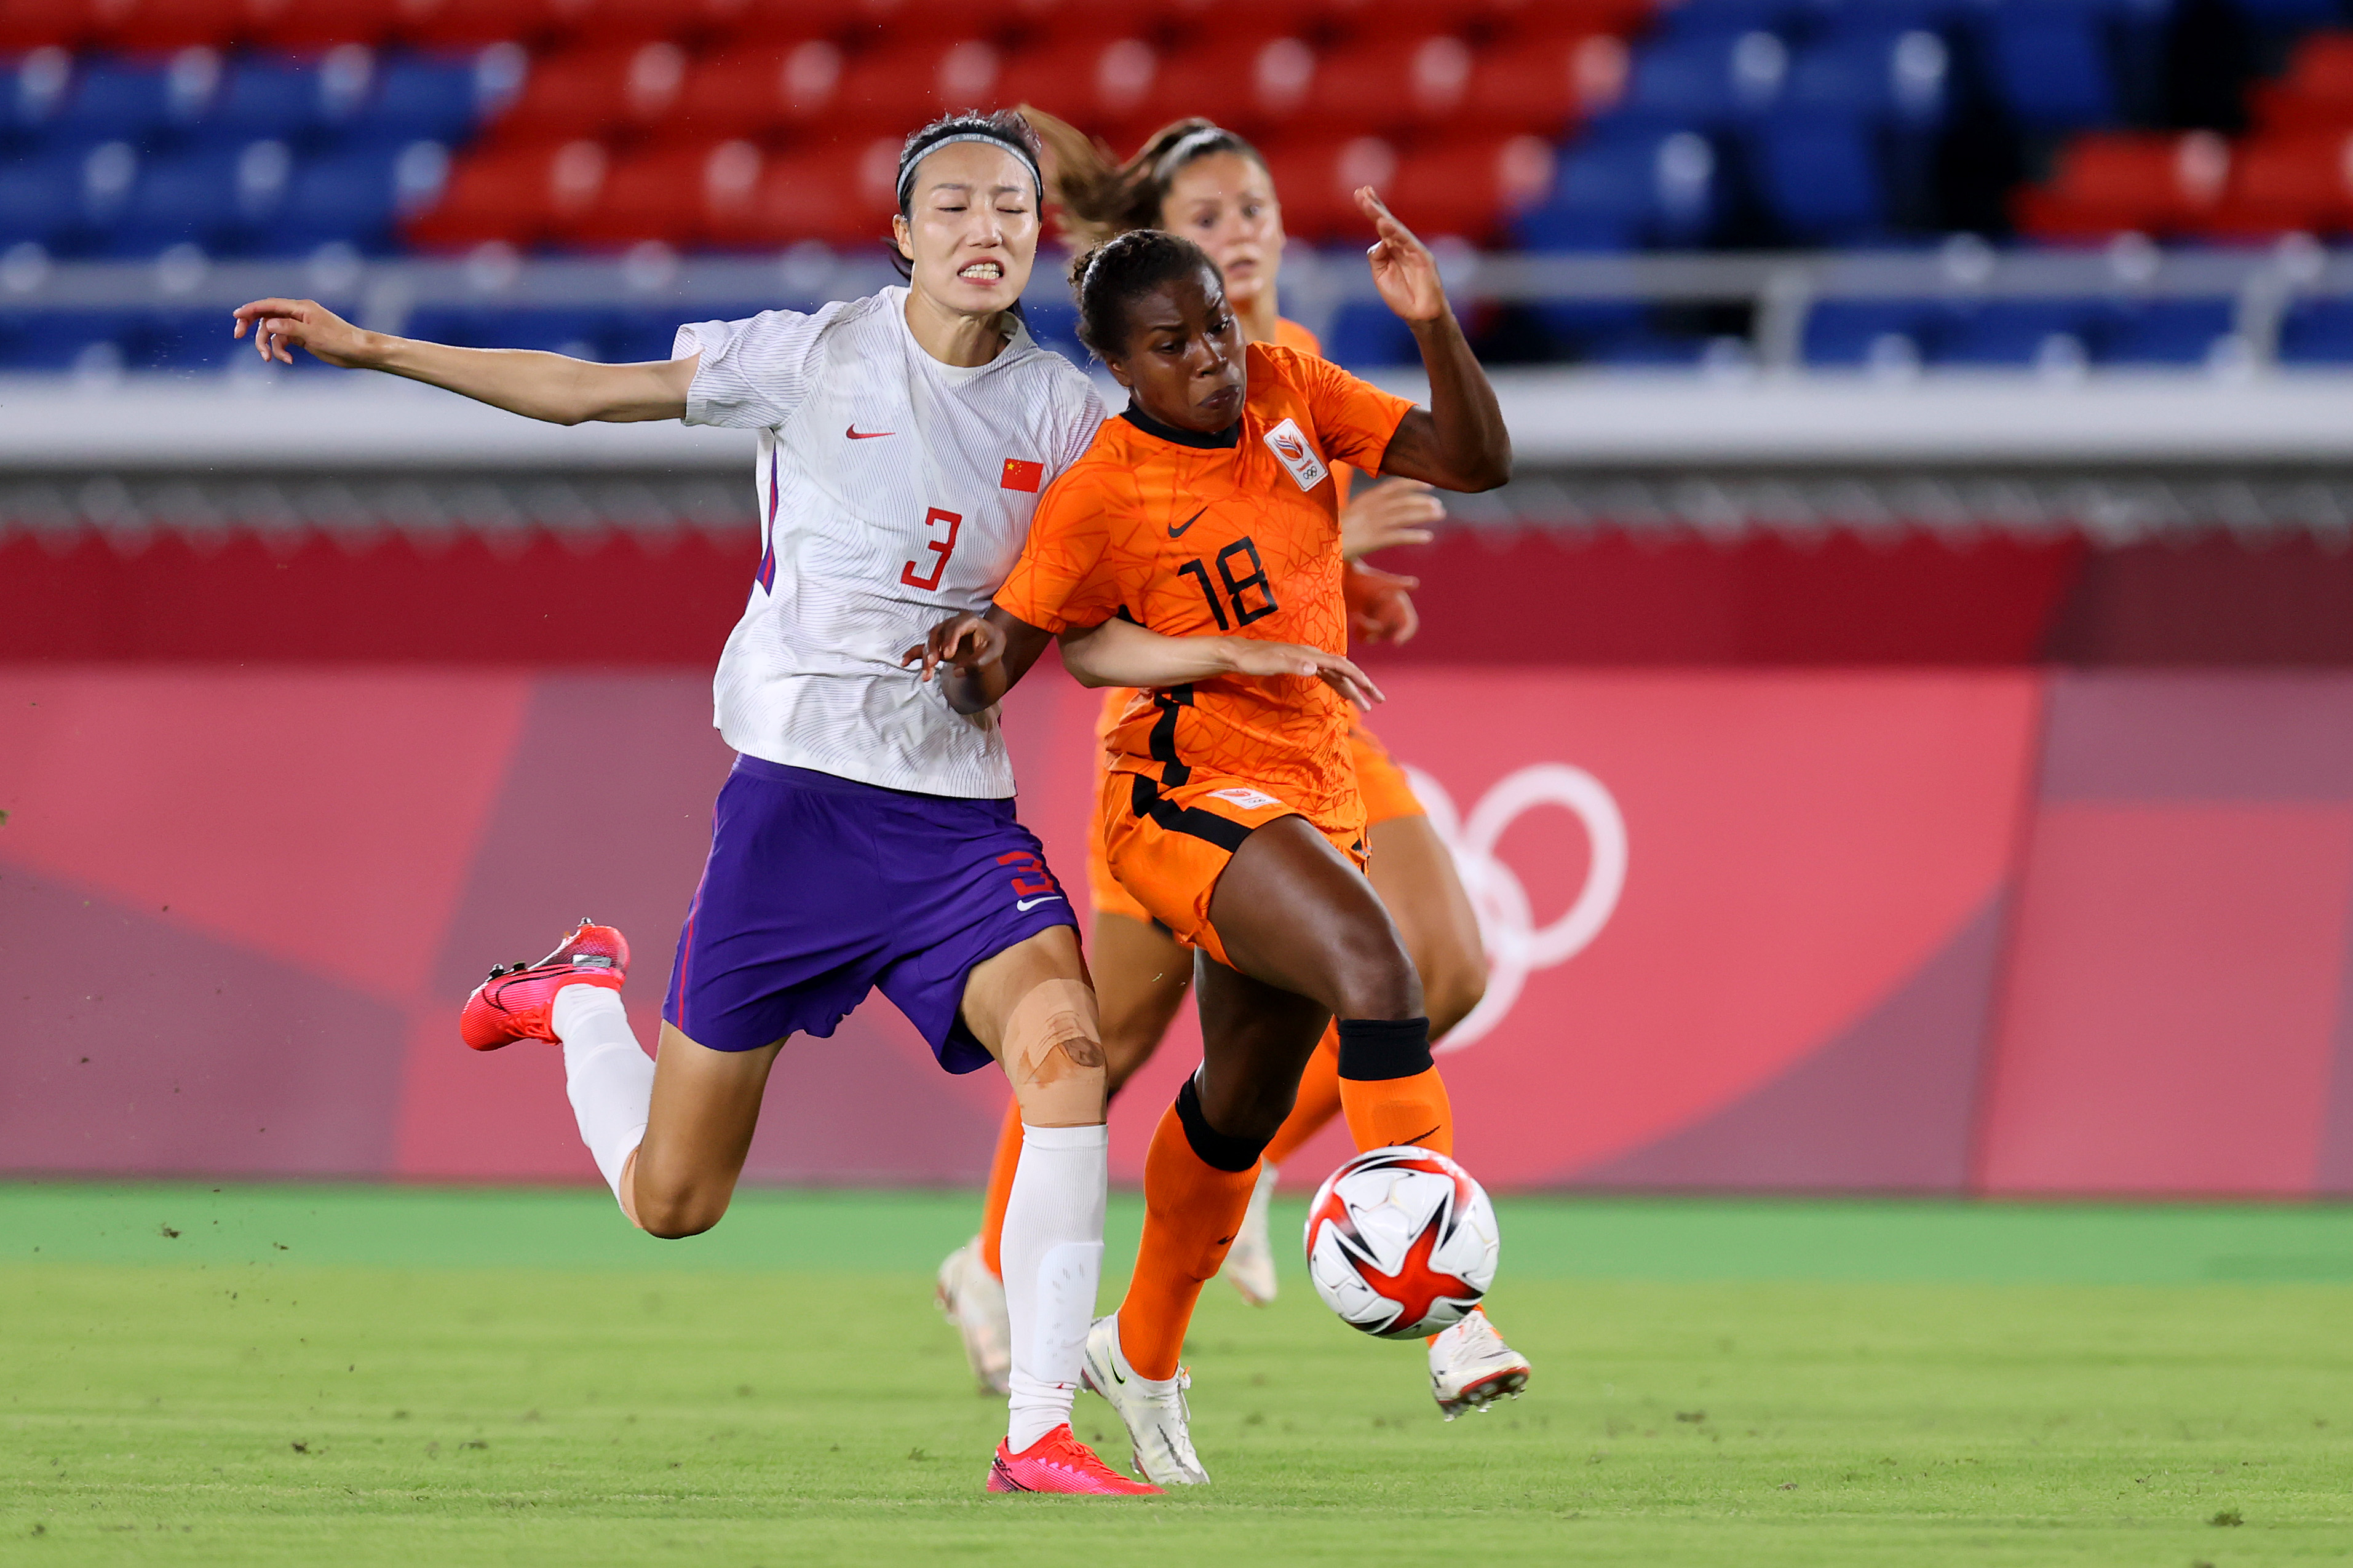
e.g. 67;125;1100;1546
897;130;1044;212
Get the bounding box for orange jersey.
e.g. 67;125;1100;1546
998;341;1415;835
1271;317;1352;506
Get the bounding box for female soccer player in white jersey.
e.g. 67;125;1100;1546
230;111;1370;1497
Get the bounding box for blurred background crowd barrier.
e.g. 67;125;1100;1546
7;0;2353;1196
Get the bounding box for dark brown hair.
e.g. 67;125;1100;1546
1018;106;1269;248
1067;229;1221;360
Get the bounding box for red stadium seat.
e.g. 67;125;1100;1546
995;34;1163;143
2012;130;2229;241
557;0;749;46
394;0;563;48
1260;133;1398;239
245;0;405;48
669;40;845;140
405;137;608;247
1161;0;1329;47
0;0;100;50
487;41;687;143
1383;132;1554;240
557;136;712;244
704;133;900;247
1457;31;1623;135
106;0;250;49
715;0;883;43
2199;132;2353;239
2250;31;2353;135
1482;0;1656;43
833;38;1006;135
1298;34;1480;135
1136;41;1264;130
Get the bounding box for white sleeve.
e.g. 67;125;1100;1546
1050;374;1109;471
673;303;844;430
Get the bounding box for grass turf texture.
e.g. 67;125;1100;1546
4;1186;2352;1566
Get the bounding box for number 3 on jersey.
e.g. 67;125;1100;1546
901;506;962;591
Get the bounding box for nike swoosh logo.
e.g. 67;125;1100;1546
1168;507;1205;539
846;425;894;440
1017;895;1066;911
1403;1125;1442;1148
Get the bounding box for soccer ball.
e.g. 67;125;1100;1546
1303;1146;1499;1339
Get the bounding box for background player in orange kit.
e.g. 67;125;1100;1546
912;194;1512;1485
937;113;1515;1422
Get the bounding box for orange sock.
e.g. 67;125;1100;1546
976;1096;1023;1281
1262;1023;1344;1168
1116;1084;1261;1382
1335;1017;1454;1157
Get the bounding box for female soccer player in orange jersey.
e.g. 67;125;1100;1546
935;112;1523;1424
911;192;1510;1484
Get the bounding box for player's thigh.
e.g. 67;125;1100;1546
633;1023;784;1229
1208;815;1423;1021
1088;909;1193;1090
1191;953;1331;1140
1367;812;1488;1037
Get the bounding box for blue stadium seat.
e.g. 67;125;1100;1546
1933;301;2103;366
1017;296;1083;364
98;145;247;255
365;53;493;146
200;55;375;146
1656;0;1819;38
1536;301;1665;360
6;48;76;142
1522;127;1723;248
1781;26;1951;125
2227;0;2344;24
2276;298;2353;363
41;55;218;148
1613;31;1788;130
268;141;438;253
1978;9;2121;130
405;306;614;359
141;308;248;370
1801;299;1938;366
2101;299;2236;364
1323;301;1420;367
0;307;142;371
0;149;83;247
1748;114;1887;241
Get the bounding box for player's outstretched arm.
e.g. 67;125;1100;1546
904;608;1054;715
1061;617;1384;711
229;298;694;426
1350;188;1512;494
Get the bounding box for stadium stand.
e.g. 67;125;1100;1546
5;0;2353;371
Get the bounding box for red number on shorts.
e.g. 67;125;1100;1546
900;506;963;592
998;850;1057;897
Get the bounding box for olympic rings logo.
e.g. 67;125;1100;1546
1402;763;1629;1053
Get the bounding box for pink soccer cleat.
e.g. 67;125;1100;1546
985;1425;1162;1495
459;921;630;1051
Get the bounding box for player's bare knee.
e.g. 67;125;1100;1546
635;1187;726;1240
1330;935;1423;1022
1002;978;1108;1127
1426;959;1487;1039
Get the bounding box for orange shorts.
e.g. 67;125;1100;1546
1085;719;1418;927
1094;766;1367;969
1348;713;1426;829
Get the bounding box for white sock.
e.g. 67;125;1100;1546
552;983;653;1208
1001;1122;1108;1452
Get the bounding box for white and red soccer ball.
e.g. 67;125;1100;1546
1303;1146;1499;1339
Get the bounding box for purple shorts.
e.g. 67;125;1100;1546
662;755;1077;1071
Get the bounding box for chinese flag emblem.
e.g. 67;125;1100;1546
1001;457;1044;493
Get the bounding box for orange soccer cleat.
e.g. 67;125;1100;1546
985;1425;1162;1496
459;921;630;1051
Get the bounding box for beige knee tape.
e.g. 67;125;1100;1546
1002;978;1107;1127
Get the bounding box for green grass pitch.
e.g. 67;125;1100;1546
5;1184;2352;1566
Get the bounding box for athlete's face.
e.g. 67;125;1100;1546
1158;151;1285;313
1106;264;1248;432
892;142;1040;318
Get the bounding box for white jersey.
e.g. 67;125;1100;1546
677;287;1105;798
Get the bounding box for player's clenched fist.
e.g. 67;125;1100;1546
231;297;375;368
904;611;1007;682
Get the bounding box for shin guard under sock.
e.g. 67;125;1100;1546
1336;1016;1454;1157
977;1098;1023;1281
1261;1021;1345;1168
1000;1122;1108;1451
1116;1077;1262;1382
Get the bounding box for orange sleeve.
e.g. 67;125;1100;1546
1283;348;1416;473
994;466;1125;635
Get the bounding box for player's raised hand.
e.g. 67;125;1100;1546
1354;188;1447;325
1345;560;1421;646
1220;639;1385;711
1341;477;1444;560
905;611;1006;682
231;298;373;367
